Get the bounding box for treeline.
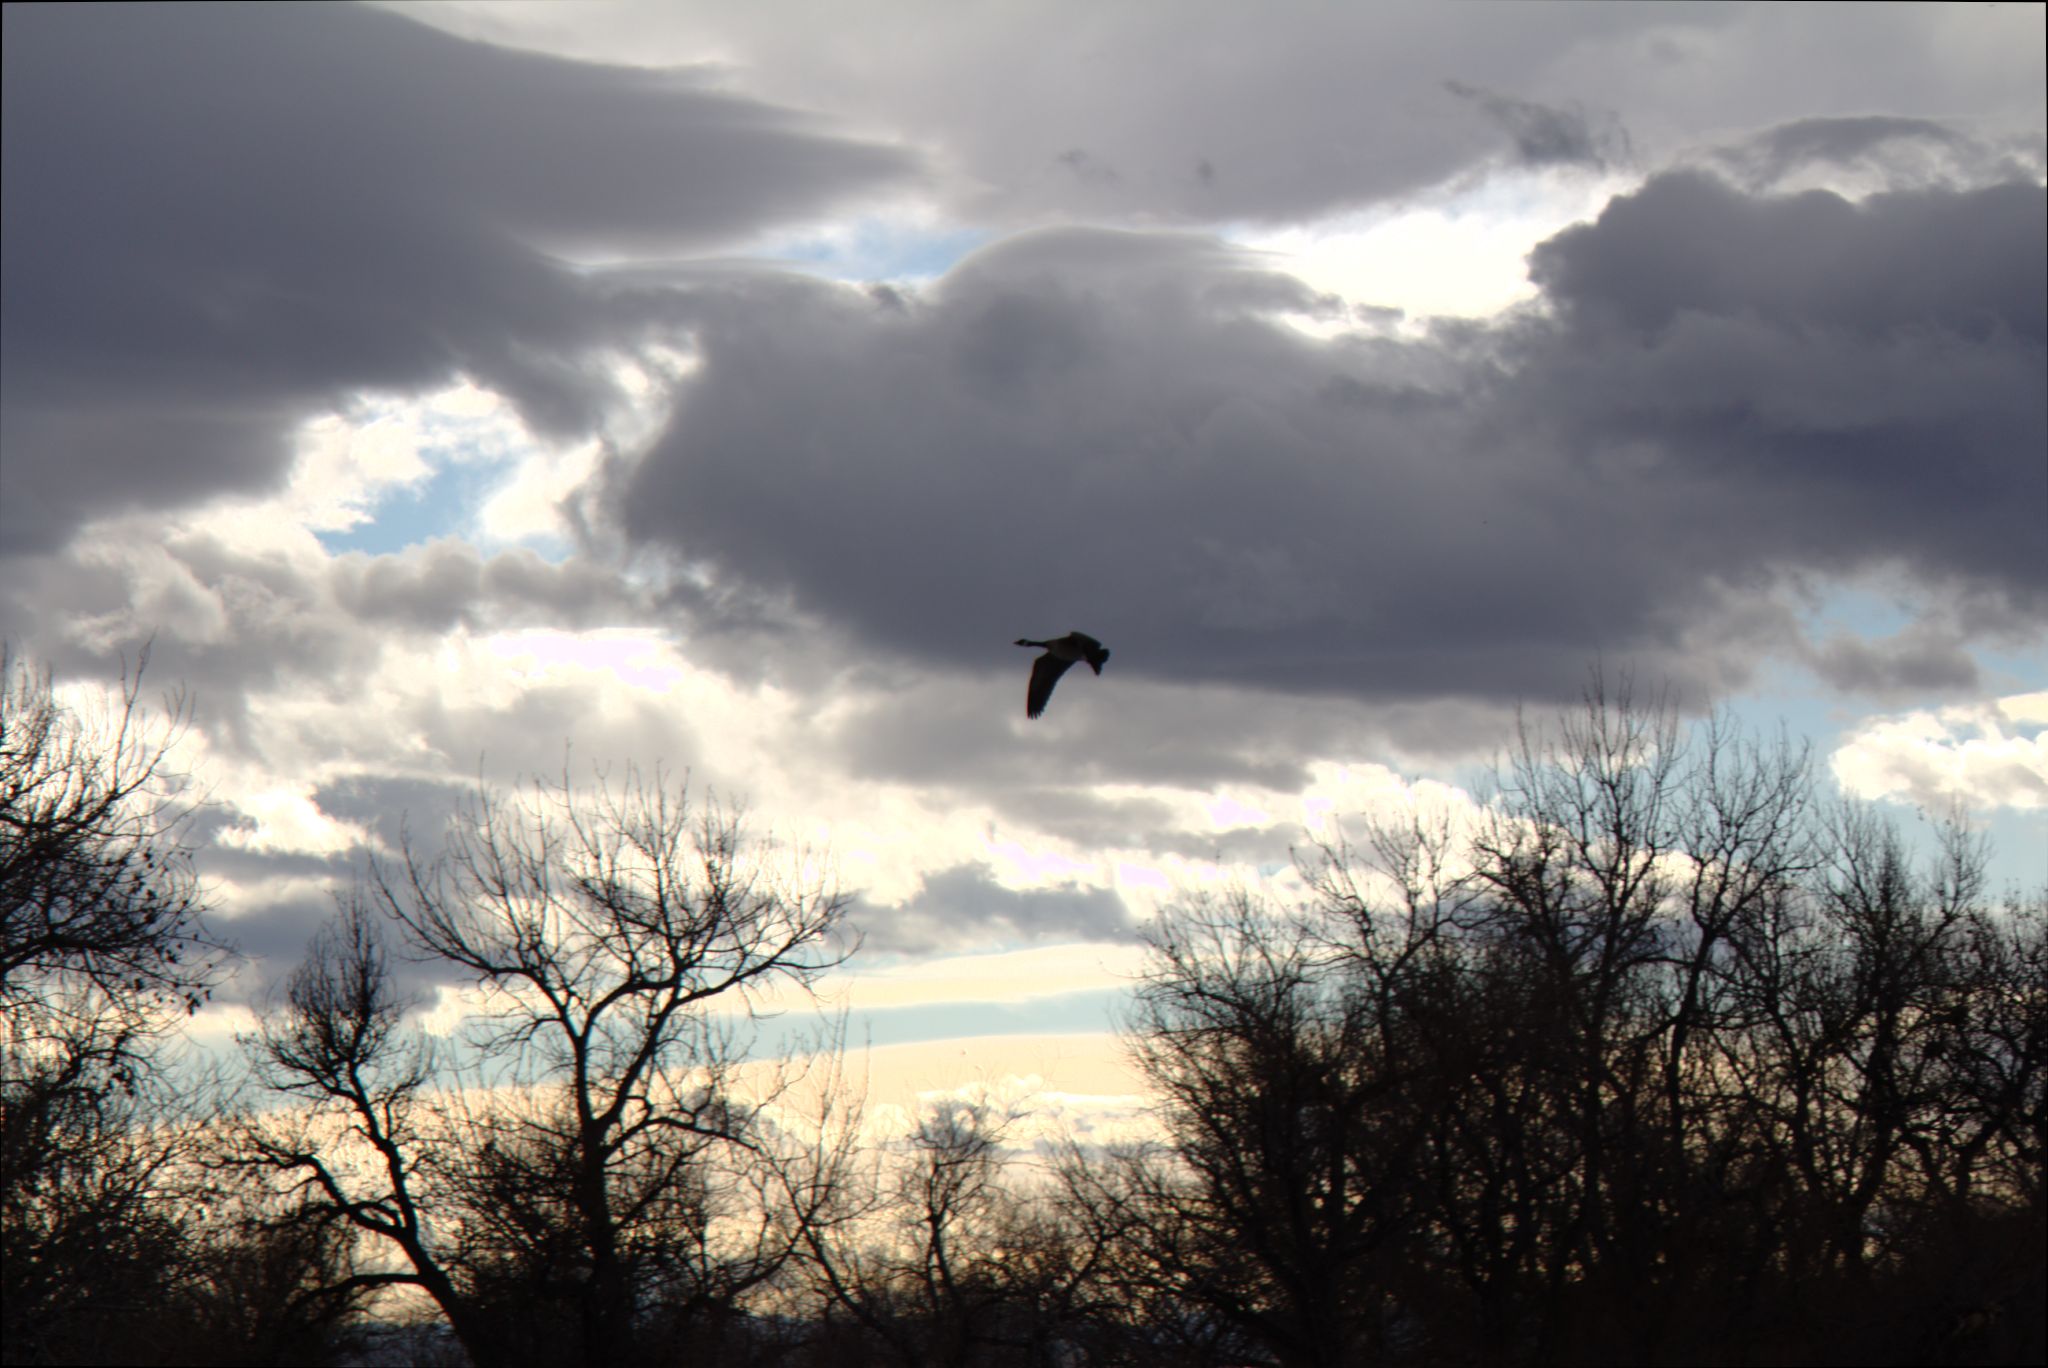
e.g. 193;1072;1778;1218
3;653;2042;1366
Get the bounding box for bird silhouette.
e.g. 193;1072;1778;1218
1014;631;1110;718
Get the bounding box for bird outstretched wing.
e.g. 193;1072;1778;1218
1027;653;1076;719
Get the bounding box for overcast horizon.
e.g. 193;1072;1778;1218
3;1;2043;1113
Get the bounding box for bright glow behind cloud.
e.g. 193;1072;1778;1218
216;787;373;857
1237;170;1633;325
819;943;1147;1012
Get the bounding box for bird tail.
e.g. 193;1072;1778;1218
1015;638;1042;648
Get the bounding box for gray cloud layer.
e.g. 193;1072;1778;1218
393;2;2045;228
853;862;1135;957
607;173;2046;709
1;3;914;554
1707;115;2045;194
3;3;2042;996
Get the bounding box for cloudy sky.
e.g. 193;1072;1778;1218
4;2;2043;1117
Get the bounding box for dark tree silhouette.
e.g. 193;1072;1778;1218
788;1096;1117;1367
0;647;218;1016
1100;677;2045;1367
1;648;234;1365
240;767;851;1368
19;647;2033;1367
238;898;486;1356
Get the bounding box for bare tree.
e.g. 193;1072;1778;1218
1110;887;1440;1368
238;897;486;1354
1;1051;190;1364
1931;892;2047;1209
791;1096;1116;1367
5;1047;373;1367
0;646;219;1019
242;767;851;1367
1;647;232;1365
1096;677;2044;1366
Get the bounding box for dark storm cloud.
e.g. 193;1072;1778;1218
1707;115;2043;193
186;796;469;1009
1527;171;2045;345
0;3;915;554
408;0;1761;228
607;165;2045;712
1804;623;1982;699
1054;148;1122;187
1519;171;2045;602
213;880;469;1011
1444;80;1630;170
851;863;1135;957
312;773;474;863
391;1;2048;232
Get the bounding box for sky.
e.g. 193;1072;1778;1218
3;1;2044;1125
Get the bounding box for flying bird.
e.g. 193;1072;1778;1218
1015;631;1110;719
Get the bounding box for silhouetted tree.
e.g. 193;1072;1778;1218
172;1191;376;1367
237;898;489;1357
241;767;851;1368
1102;676;2044;1367
791;1098;1115;1367
0;646;216;1016
1;648;232;1365
0;1054;188;1364
1108;880;1454;1368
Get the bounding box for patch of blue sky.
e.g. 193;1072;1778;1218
764;217;989;285
744;986;1125;1062
1794;580;1919;638
1698;579;1988;740
1689;572;2048;890
1421;571;2046;891
1978;809;2045;896
316;458;499;557
1975;635;2048;697
1745;577;2044;722
1714;657;1858;759
1698;677;2043;893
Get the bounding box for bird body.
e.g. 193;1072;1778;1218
1015;631;1110;718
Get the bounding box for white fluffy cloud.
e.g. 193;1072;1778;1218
1831;692;2048;812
